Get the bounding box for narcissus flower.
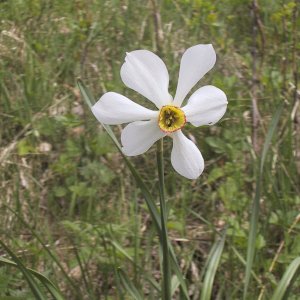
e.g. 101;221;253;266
92;44;227;179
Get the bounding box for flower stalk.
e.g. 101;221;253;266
157;138;171;300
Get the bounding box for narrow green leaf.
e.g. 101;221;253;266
171;275;180;296
190;210;262;286
169;245;190;300
0;240;47;300
200;230;226;300
110;240;134;262
106;233;160;292
260;104;284;173
72;246;95;300
77;80;161;232
78;80;189;298
77;79;96;108
118;269;143;300
123;157;162;233
4;205;81;296
110;240;125;300
0;256;65;300
243;104;284;299
270;257;300;300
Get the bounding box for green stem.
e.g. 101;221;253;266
157;138;171;300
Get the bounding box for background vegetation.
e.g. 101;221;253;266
0;0;299;299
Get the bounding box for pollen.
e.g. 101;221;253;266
158;105;186;133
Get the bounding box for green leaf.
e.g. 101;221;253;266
90;133;114;155
77;80;161;233
117;269;143;300
169;247;190;300
0;256;65;300
206;167;224;184
270;257;300;300
53;186;67;197
0;241;48;300
77;79;96;108
77;80;192;299
17;139;35;156
3;205;81;297
200;230;226;300
243;103;284;299
205;137;227;154
110;240;134;262
109;239;160;292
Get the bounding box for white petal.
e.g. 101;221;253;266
182;85;227;127
173;44;216;107
171;131;204;179
120;50;172;108
92;92;158;125
121;120;165;156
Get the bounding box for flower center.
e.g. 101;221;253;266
158;105;186;133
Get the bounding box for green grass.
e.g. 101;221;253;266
1;0;300;299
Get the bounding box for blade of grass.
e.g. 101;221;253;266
111;237;125;300
0;240;47;300
118;268;144;300
200;230;226;300
258;214;300;300
190;209;262;286
77;79;161;232
72;246;96;300
0;256;65;300
243;103;284;299
77;79;95;108
270;257;300;300
171;275;180;296
169;246;190;300
109;238;160;292
3;205;81;296
110;240;134;262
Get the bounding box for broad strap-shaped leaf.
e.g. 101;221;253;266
270;257;300;300
0;240;48;300
0;256;65;300
243;104;284;299
200;230;226;300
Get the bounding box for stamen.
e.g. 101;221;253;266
158;105;186;133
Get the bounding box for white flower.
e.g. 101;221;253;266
92;44;228;179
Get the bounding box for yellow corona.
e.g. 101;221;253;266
158;105;186;133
